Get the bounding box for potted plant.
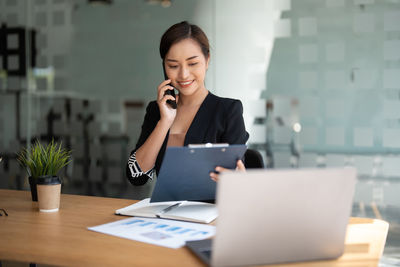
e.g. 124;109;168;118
17;140;71;211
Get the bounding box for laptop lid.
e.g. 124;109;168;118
210;168;356;267
150;144;247;202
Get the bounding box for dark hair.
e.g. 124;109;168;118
159;21;210;61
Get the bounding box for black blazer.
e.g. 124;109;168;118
126;92;249;186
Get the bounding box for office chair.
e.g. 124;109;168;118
244;149;265;169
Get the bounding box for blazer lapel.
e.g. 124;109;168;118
184;93;219;146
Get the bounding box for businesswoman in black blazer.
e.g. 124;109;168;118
126;21;249;186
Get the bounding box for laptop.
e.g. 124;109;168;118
150;144;247;202
186;168;356;266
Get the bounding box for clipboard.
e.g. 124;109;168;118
150;144;247;202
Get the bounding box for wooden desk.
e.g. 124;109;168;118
0;189;388;267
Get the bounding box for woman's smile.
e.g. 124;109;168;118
177;80;194;88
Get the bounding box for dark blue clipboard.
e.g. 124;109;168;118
150;144;247;202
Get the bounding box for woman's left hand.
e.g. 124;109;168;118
210;160;246;182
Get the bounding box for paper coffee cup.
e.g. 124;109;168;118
36;176;62;212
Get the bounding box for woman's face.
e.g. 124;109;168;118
164;38;209;96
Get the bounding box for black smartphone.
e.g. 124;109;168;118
162;64;177;109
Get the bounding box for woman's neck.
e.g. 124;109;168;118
178;87;209;107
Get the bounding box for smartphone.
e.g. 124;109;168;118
162;64;177;109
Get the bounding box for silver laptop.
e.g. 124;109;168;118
186;168;356;266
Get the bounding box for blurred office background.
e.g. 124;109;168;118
0;0;399;264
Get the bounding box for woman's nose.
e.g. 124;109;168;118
179;66;189;79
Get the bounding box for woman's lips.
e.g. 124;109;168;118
178;80;194;88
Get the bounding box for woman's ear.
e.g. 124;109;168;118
206;55;210;70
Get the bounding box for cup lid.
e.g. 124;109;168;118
36;175;62;185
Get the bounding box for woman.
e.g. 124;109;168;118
126;21;248;186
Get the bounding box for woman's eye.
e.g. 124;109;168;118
168;65;178;69
189;62;198;66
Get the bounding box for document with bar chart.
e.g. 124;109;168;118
88;217;216;248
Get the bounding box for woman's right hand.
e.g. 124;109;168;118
209;160;246;182
157;79;178;127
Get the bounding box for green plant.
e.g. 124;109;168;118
17;140;72;178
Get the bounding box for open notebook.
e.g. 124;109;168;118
115;198;217;224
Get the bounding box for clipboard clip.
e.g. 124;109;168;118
188;143;229;148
